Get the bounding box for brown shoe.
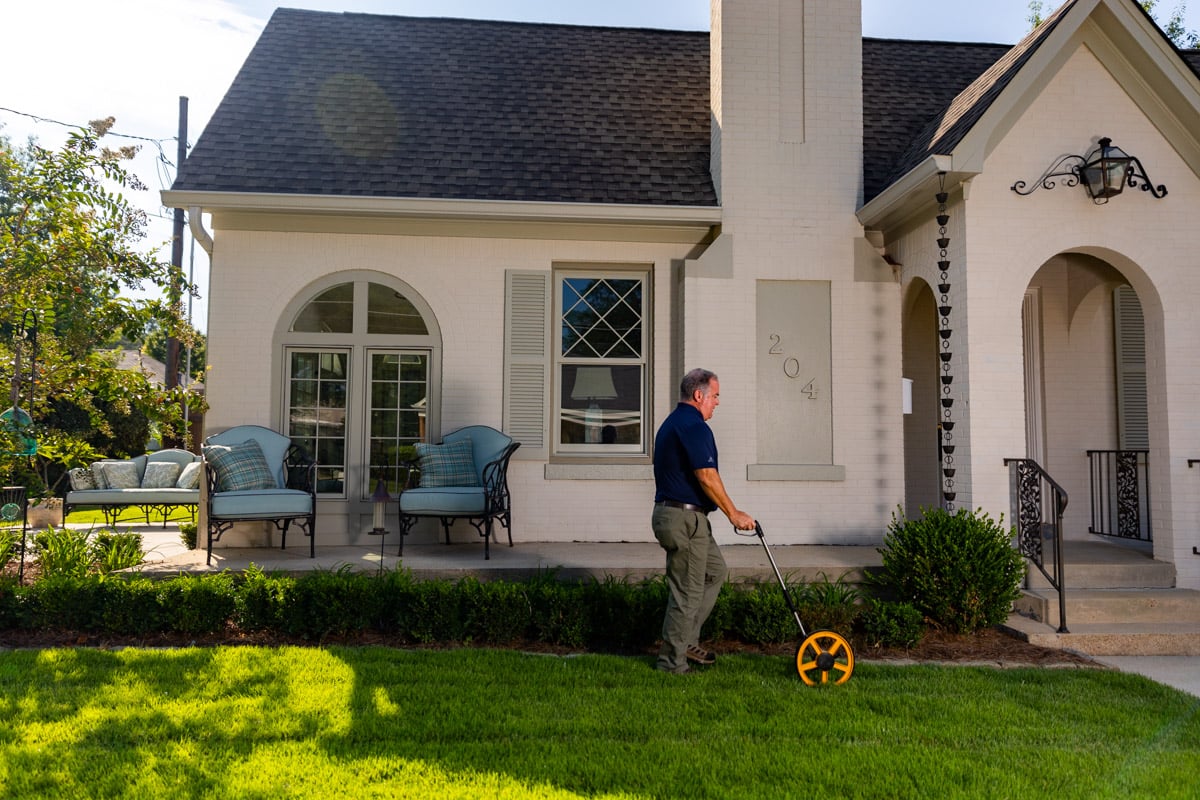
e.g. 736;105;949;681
686;645;716;665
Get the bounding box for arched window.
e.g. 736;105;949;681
277;274;440;503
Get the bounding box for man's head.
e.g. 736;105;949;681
680;368;720;420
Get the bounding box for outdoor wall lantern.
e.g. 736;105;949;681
1011;137;1167;204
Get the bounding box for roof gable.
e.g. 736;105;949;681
173;10;717;207
860;0;1200;224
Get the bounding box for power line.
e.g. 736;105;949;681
0;106;177;151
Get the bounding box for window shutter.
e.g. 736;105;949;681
1113;285;1148;450
504;271;551;459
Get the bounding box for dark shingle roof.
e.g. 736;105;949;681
862;38;1010;202
175;7;1200;211
173;10;716;206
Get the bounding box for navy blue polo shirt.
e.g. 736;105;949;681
653;403;718;512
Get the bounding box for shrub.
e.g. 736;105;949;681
236;565;293;632
525;572;589;648
795;571;861;634
179;522;198;550
727;580;797;644
91;532;144;574
0;529;18;572
159;573;237;635
874;507;1025;633
34;527;92;579
583;575;665;652
281;566;375;639
456;577;531;645
97;577;164;635
25;576;105;630
860;598;925;649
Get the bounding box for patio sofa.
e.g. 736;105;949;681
63;448;201;527
202;425;316;566
397;425;520;559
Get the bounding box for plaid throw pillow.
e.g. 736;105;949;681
142;462;182;489
203;440;278;492
416;438;479;488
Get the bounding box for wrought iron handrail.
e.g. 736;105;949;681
1004;458;1069;633
1191;460;1200;556
1086;449;1151;541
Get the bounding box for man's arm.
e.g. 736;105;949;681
695;468;755;530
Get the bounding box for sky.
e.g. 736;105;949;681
4;0;1199;334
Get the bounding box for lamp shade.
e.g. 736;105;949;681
570;367;617;401
1080;138;1132;200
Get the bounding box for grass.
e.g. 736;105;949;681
62;506;196;527
0;647;1196;799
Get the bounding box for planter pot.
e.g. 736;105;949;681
28;499;63;529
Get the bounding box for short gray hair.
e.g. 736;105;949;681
680;368;717;400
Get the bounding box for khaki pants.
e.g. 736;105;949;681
652;505;728;672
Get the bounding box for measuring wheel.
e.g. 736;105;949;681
795;630;854;685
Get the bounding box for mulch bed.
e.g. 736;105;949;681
0;625;1098;667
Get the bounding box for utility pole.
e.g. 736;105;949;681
165;96;188;448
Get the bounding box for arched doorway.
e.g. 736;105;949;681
274;271;442;538
1023;253;1152;547
901;278;941;514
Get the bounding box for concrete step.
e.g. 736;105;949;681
1003;613;1200;656
1015;588;1200;627
1027;546;1176;592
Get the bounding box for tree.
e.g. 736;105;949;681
1029;1;1200;48
142;321;207;378
0;120;204;496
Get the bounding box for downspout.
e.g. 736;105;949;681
188;206;213;255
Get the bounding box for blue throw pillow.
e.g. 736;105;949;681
204;440;278;492
415;438;479;488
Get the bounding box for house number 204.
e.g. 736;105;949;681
767;334;817;398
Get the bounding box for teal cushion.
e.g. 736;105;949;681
204;440;278;492
415;438;479;488
399;486;486;515
210;488;312;518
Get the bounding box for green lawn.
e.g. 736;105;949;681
62;506;195;527
0;647;1196;799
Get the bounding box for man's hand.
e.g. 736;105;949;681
728;510;756;531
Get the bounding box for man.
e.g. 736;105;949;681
652;368;756;674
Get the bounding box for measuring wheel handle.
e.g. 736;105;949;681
795;630;855;686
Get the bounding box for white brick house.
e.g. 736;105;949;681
164;0;1200;589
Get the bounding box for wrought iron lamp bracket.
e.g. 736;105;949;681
1010;153;1087;196
1011;141;1168;204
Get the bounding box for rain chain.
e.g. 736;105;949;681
936;173;956;511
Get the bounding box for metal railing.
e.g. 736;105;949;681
1087;450;1151;541
1005;458;1069;633
1191;460;1200;556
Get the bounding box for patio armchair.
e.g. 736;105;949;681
397;425;520;559
202;425;317;566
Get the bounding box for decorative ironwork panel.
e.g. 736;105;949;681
1115;450;1141;538
1014;460;1044;565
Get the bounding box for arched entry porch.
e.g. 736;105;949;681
1022;252;1158;555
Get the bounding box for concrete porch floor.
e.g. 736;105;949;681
136;530;883;584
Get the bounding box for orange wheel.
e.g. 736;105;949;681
795;630;854;685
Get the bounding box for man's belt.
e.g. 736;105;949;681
655;500;709;514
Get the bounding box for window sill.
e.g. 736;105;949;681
746;464;846;481
545;463;654;480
